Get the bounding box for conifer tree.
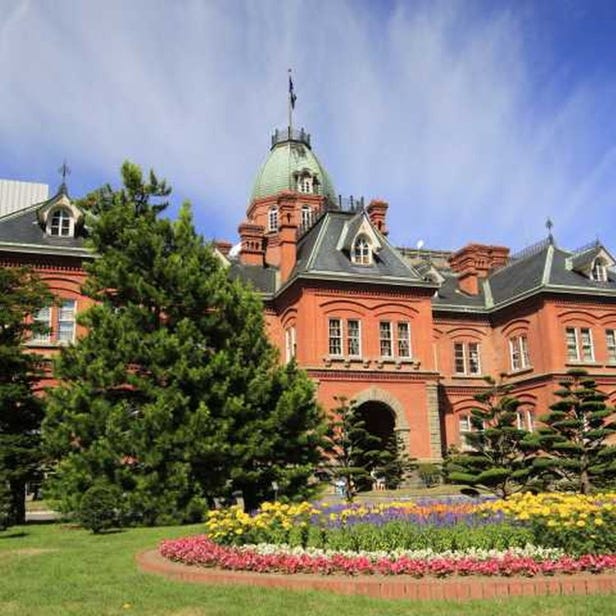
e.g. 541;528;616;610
43;162;325;523
0;266;52;526
534;368;616;494
444;377;538;498
323;396;383;501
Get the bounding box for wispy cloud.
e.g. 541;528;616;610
0;0;614;250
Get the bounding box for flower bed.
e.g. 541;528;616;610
159;493;616;578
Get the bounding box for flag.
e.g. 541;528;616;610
289;75;297;109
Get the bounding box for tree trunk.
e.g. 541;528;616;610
9;480;26;525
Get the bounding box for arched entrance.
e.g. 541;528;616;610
356;401;396;449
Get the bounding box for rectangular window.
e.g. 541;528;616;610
379;321;393;357
32;306;51;343
454;342;466;374
347;319;361;357
509;335;531;371
328;318;342;356
285;326;296;363
607;329;616;363
516;410;534;431
57;300;76;343
566;327;579;361
580;328;594;362
454;342;481;375
397;322;411;358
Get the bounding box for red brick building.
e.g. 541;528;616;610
2;127;616;462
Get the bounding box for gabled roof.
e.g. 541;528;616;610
290;211;437;288
433;238;616;314
0;186;90;257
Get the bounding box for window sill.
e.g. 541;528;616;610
452;373;484;380
322;356;419;369
506;366;534;377
565;361;602;368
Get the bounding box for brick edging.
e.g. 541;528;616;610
136;550;616;601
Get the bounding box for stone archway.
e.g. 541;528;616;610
353;387;410;451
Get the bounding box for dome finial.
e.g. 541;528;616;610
545;217;554;244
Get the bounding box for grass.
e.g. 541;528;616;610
1;522;616;615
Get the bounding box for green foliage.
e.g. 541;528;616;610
43;161;325;523
77;482;121;533
378;432;417;490
444;377;539;498
322;397;384;501
535;369;616;494
417;463;442;488
0;266;53;527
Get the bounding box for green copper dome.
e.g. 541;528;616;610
251;128;337;203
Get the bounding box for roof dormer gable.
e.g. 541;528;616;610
36;190;84;238
337;213;383;265
565;243;615;282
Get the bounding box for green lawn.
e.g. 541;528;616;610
1;522;615;616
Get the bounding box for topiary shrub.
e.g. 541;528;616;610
417;463;441;488
78;483;121;533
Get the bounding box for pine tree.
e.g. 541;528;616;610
0;266;52;526
378;432;417;490
534;368;616;494
323;396;383;501
444;377;538;498
43;162;325;523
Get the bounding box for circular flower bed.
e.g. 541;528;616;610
159;493;616;578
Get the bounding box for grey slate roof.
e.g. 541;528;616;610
228;262;277;295
0;188;89;257
434;238;616;313
290;211;435;287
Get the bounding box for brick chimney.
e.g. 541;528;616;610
214;240;232;257
449;243;509;295
366;199;388;235
277;195;298;283
238;221;265;266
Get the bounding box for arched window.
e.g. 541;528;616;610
352;235;371;264
49;208;73;237
301;205;312;228
268;207;278;232
591;258;608;282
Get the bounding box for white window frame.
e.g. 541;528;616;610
31;306;52;344
591;259;608;282
48;208;73;237
397;321;412;358
328;318;343;357
346;319;361;357
285;326;296;363
301;205;312;228
379;321;393;358
516;409;534;431
566;326;595;362
454;341;481;375
509;334;530;371
57;300;76;344
606;329;616;363
297;175;313;194
267;207;278;232
352;235;371;265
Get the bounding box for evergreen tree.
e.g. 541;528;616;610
323;396;383;501
534;368;616;494
43;162;325;523
0;266;52;526
444;377;538;498
378;432;417;490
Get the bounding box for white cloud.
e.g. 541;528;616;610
0;0;614;251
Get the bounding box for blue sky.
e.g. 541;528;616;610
1;0;616;252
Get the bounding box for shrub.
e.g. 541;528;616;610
78;483;121;533
417;463;441;488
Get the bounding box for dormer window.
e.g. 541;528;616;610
48;208;73;237
352;235;372;265
268;206;278;232
297;175;313;194
591;258;608;282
